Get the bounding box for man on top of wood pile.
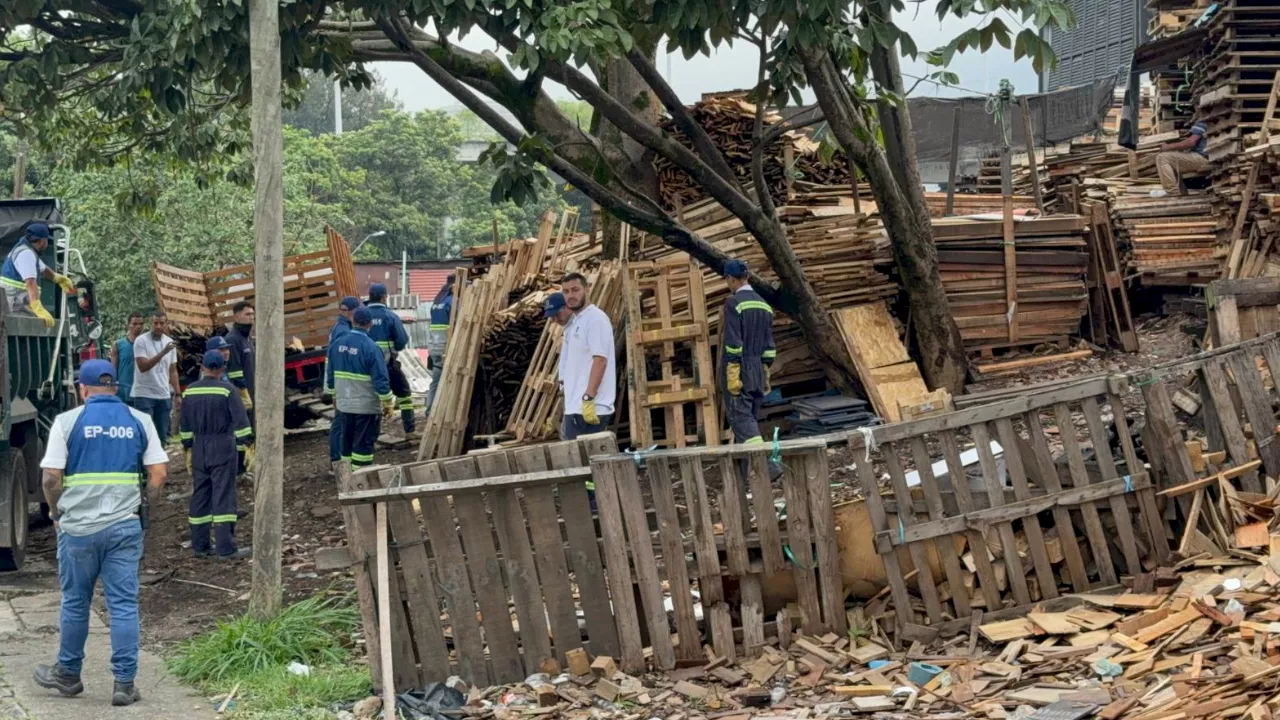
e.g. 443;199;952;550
721;259;781;479
365;283;418;440
546;272;616;441
1155;115;1211;196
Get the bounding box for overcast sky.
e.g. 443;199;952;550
372;4;1042;114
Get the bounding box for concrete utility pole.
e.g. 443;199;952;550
247;0;285;619
334;79;343;135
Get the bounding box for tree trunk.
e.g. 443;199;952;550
801;47;968;394
247;0;285;620
597;57;659;259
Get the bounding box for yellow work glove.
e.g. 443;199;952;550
243;444;257;475
238;388;253;410
29;299;55;328
726;364;743;396
763;366;772;395
582;397;599;425
53;273;77;295
184;449;192;476
382;397;395;420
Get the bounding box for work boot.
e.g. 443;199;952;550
193;548;213;559
218;547;252;561
112;681;141;706
34;663;83;696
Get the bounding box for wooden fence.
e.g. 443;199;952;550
339;333;1280;694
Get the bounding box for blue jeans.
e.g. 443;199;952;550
57;519;144;682
132;396;171;443
561;413;613;440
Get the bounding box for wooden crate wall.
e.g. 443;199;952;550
340;435;621;691
151;261;216;332
205;249;340;349
589;441;846;672
854;376;1170;639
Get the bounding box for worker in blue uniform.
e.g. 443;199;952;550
720;259;781;479
326;296;362;465
179;351;253;560
35;359;169;707
365;284;415;437
223;301;255;475
205;336;231;381
326;307;394;468
425;275;454;415
1;222;77;327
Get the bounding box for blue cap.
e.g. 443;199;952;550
202;349;226;370
78;359;117;386
723;259;749;279
369;283;388;299
543;292;567;318
353;307;373;325
26;222;51;239
446;273;456;284
340;296;361;310
205;336;228;351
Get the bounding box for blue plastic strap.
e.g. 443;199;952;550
771;427;782;464
1123;475;1134;493
899;516;906;543
626;444;659;469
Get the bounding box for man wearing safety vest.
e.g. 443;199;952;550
365;283;416;438
35;359;169;707
1;222;77;327
720;259;782;478
326;307;395;468
425;274;455;416
179;350;254;560
326;296;362;466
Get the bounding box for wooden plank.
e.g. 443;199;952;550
907;436;972;619
473;453;552;675
782;454;823;635
995;418;1059;599
590;459;645;672
649;459;702;661
543;441;619;658
614;458;676;670
938;431;1003;610
1229;351;1280;480
804;449;847;634
1054;402;1117;585
339;467;593;506
718;456;751;576
508;448;583;663
375;502;396;713
1022;410;1090;593
1203;359;1262;492
337;465;389;689
683;457;724;604
973;422;1032;606
750;453;786;576
373;470;452;682
1080;396;1143;577
881;442;946;622
441;460;524;683
740;575;766;656
409;463;490;686
1139;380;1197;492
1107;394;1169;566
854;452;913;629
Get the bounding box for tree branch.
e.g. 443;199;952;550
750;36;777;218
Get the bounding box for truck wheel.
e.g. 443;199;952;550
0;450;28;571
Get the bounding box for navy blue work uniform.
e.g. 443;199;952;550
325;327;393;467
721;286;777;445
424;284;453;414
366;303;415;433
178;379;253;556
224;324;255;408
326;316;353;463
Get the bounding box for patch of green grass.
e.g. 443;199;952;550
169;593;369;717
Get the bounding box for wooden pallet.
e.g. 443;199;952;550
624;261;720;448
1082;200;1139;352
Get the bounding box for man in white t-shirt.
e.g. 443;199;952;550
130;311;181;444
547;273;616;440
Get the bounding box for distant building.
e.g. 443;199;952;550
354;260;458;300
1040;0;1149;91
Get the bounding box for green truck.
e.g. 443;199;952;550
0;198;101;570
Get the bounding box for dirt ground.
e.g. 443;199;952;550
21;309;1204;649
26;429;422;647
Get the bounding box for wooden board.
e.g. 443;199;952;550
833;303;929;423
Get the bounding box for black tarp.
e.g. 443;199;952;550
0;198;62;249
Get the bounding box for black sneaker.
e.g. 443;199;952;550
34;663;83;696
217;547;252;561
112;681;141;706
193;549;213;558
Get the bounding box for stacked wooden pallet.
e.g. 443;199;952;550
1193;0;1280;161
1147;0;1205;133
932;214;1091;352
1109;190;1222;285
971;153;1055;210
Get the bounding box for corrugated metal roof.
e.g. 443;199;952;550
408;269;452;301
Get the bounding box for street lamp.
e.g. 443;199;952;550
351;230;386;256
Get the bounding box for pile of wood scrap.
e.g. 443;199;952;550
970;152;1055;210
925;192;1038;218
476;291;550;435
653;97;854;210
931;214;1091;352
1109;191;1222;286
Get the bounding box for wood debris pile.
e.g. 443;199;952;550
1108;189;1222;286
653;97;853;210
931;214;1090;353
419;551;1280;720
